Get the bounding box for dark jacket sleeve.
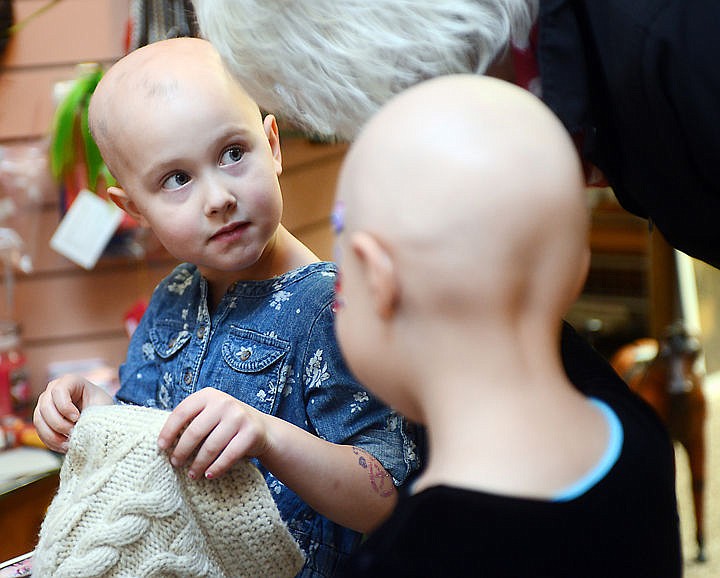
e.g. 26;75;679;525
539;0;720;268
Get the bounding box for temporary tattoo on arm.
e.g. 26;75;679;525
353;446;395;498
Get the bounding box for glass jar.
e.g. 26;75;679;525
0;321;29;418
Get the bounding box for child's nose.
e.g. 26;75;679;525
203;181;238;216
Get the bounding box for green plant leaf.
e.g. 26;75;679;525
81;98;103;190
49;68;104;184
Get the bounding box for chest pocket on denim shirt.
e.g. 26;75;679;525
145;322;194;402
221;327;290;412
149;322;192;359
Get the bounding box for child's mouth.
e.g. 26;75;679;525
210;221;250;242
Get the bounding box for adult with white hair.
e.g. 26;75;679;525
189;0;679;463
192;0;720;270
193;0;535;142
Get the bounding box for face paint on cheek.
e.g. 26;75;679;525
331;200;346;253
331;200;347;313
330;200;345;235
332;271;345;313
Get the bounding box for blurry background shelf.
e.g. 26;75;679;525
0;0;346;399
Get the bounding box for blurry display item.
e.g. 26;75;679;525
46;357;119;399
0;415;41;450
49;188;124;270
50;64;113;213
0;0;12;58
128;0;197;49
50;66;142;266
123;298;148;338
0;321;28;418
0;141;53;275
0;551;33;578
0;140;53;212
611;321;708;562
0;227;30;417
566;191;651;359
0;228;31;323
0;227;31;418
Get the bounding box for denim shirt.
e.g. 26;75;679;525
116;262;420;577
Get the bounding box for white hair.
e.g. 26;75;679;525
192;0;538;140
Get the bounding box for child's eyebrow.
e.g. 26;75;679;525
139;159;185;184
214;123;254;141
331;201;345;234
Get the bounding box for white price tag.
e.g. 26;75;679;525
50;189;124;270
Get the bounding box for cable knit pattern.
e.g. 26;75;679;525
33;404;304;578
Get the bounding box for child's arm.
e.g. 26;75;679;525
33;375;114;452
158;387;397;533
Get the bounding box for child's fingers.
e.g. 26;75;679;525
202;434;253;480
158;394;204;452
165;406;220;467
42;378;83;422
35;390;76;435
160;389;262;476
190;414;263;479
33;395;73;453
33;419;70;453
187;420;242;479
32;376;112;453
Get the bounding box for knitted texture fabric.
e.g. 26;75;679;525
33;404;304;578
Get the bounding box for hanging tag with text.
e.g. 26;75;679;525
50;189;123;270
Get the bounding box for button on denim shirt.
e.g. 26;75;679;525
116;262;420;577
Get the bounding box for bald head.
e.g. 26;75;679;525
89;37;262;180
338;75;589;321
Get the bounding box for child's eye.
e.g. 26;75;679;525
162;172;191;190
220;146;245;166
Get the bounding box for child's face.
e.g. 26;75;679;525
331;197;422;422
110;78;283;284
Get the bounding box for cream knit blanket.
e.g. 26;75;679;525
33;404;304;578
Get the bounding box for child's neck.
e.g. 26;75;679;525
204;225;320;310
403;320;610;499
413;372;608;500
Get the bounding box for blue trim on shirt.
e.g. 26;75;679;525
553;398;623;502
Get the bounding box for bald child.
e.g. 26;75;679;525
34;37;420;577
332;75;681;577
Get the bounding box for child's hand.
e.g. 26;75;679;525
158;388;272;480
33;375;114;453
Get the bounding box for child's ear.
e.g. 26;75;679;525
107;186;148;226
350;231;399;320
263;114;283;176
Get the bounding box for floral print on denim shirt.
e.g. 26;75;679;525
115;261;422;577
